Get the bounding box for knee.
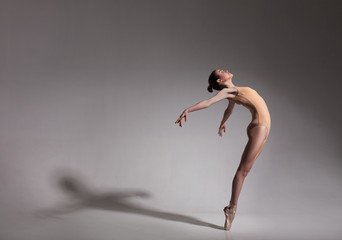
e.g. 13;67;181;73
238;167;252;177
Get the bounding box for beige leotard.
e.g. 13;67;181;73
232;86;271;137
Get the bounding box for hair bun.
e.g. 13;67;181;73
207;85;213;93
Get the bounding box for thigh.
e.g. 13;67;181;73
238;126;268;170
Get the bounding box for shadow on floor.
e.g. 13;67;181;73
34;171;224;230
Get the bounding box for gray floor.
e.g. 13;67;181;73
2;206;341;240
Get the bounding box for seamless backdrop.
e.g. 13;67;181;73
0;0;341;235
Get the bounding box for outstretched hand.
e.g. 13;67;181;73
218;124;226;137
175;110;188;127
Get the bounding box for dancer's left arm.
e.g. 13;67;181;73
218;100;235;136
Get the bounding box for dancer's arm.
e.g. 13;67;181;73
218;100;235;136
220;100;235;125
175;88;236;127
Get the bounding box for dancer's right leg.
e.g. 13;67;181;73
223;126;268;230
229;125;268;206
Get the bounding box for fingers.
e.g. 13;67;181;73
175;116;183;127
218;125;226;137
175;115;182;124
175;112;188;127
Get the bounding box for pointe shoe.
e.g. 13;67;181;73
223;202;237;231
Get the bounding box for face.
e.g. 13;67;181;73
215;69;233;83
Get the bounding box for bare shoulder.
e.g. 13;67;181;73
207;88;237;105
221;87;239;100
219;87;238;94
229;87;239;94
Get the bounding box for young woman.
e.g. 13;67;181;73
175;69;271;231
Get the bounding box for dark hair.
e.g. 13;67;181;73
207;70;225;93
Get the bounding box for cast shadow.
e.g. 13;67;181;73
34;172;224;230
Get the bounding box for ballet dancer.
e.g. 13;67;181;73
175;69;271;230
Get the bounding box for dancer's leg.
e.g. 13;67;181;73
229;126;268;205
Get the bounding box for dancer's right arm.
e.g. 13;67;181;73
175;88;236;127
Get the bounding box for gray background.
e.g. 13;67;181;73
1;0;341;239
